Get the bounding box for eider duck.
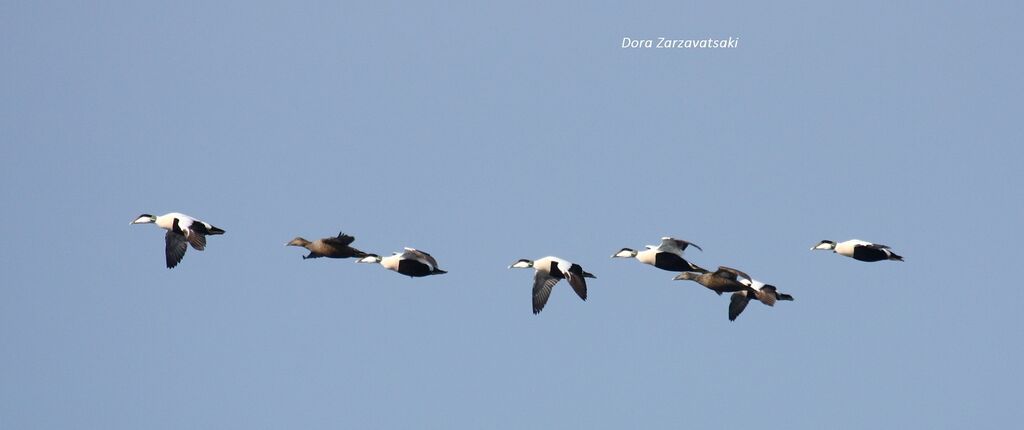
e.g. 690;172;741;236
130;213;225;268
672;265;750;295
287;232;368;260
811;239;903;262
509;256;595;314
729;277;794;321
356;247;446;277
612;237;702;272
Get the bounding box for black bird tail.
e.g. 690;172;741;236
583;271;596;279
890;253;904;261
777;293;795;301
208;226;225;235
433;269;448;275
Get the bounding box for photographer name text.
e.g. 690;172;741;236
621;37;740;49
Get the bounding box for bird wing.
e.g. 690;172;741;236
165;230;188;268
184;228;206;251
661;237;702;252
323;232;356;247
715;266;751;282
403;247;440;269
863;243;891;250
729;291;750;321
532;272;561;314
564;270;588;301
754;285;778;306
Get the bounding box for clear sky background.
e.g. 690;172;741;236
2;1;1022;428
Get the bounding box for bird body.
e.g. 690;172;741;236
612;237;702;272
130;212;225;268
357;247;446;277
287;232;368;259
673;266;749;294
812;239;903;262
509;256;595;314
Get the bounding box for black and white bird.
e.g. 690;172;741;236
729;277;794;321
287;232;368;260
130;212;225;268
811;239;903;262
509;256;595;314
612;237;702;272
356;247;446;277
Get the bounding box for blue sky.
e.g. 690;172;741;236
2;1;1022;428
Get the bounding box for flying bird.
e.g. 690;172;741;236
509;256;595;314
287;232;368;260
673;265;750;295
811;239;903;262
356;247;446;277
612;236;702;272
130;212;225;268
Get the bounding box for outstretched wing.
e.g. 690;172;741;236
184;229;206;251
754;285;778;306
324;232;356;247
165;230;188;268
564;264;589;301
729;291;750;321
532;272;561;314
661;237;702;252
404;247;440;270
714;266;751;282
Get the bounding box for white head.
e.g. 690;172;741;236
811;240;836;251
508;259;534;269
611;248;638;258
130;214;156;225
356;254;382;264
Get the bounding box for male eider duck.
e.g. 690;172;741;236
509;256;595;314
729;277;794;321
612;237;702;272
356;247;446;277
287;232;368;260
130;213;225;268
811;239;903;262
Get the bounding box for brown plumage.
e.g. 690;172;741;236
673;265;750;295
287;232;369;260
